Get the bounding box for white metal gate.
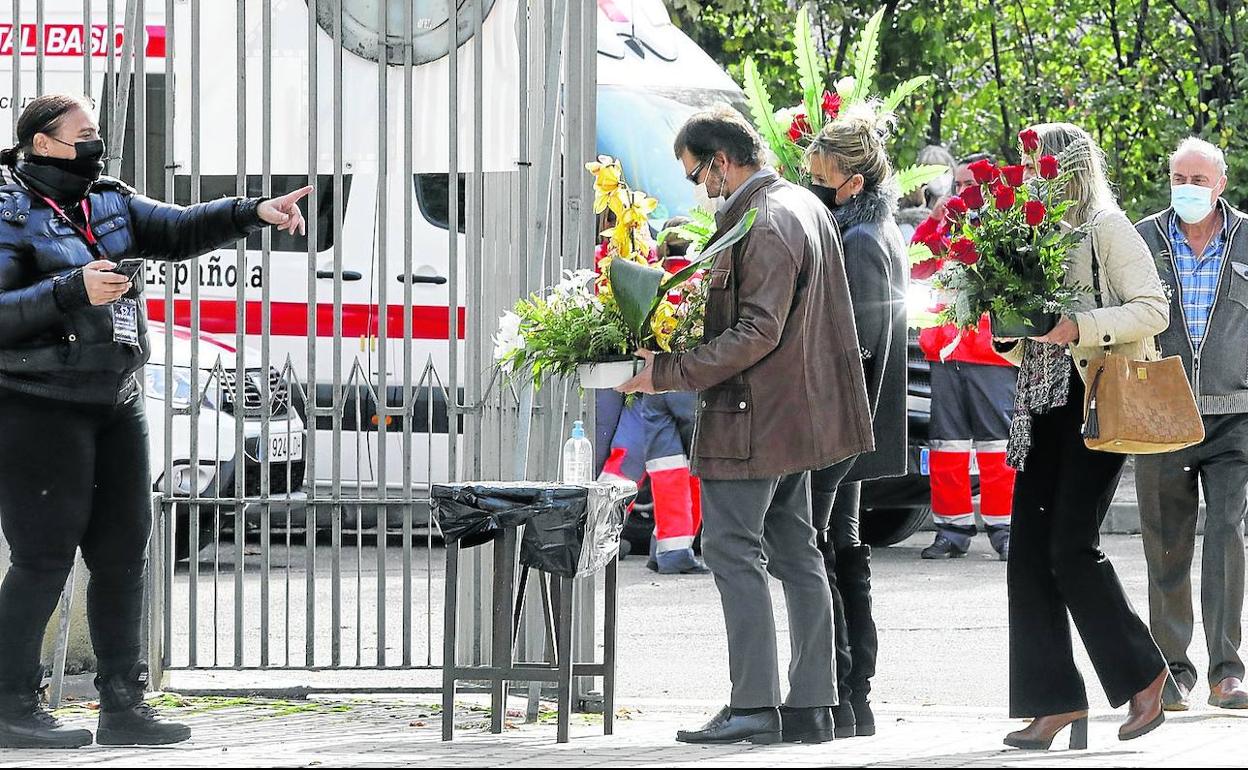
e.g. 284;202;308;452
2;0;597;688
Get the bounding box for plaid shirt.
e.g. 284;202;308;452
1169;213;1229;349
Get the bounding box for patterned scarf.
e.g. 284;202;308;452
1006;339;1072;471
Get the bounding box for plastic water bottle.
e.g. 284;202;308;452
562;420;593;483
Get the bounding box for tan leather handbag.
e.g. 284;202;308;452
1081;353;1205;454
1078;224;1204;454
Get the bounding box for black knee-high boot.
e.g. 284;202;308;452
836;544;879;736
817;532;857;738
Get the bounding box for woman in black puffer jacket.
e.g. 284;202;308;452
0;94;309;749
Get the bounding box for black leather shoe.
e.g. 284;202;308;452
780;705;835;743
95;664;191;746
675;706;781;745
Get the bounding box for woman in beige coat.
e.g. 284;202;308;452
995;123;1170;750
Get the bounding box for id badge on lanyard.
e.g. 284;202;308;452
41;195;143;349
111;298;141;348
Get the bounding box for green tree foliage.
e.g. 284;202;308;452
669;0;1248;219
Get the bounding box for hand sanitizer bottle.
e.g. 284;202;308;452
561;420;593;483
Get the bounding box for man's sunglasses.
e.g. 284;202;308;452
686;157;711;185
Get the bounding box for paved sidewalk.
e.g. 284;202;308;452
4;693;1245;767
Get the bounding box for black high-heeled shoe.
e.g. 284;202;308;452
1003;711;1089;751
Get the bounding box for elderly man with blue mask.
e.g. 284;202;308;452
1135;137;1248;712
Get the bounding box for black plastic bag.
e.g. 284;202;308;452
431;482;634;578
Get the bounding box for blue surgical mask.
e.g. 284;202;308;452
1171;184;1216;224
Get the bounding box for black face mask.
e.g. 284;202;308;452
16;139;106;202
809;177;852;212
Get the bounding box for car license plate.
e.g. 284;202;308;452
264;433;304;463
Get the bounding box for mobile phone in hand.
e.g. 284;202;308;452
109;258;145;281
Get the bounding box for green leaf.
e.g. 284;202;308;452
659;207;718;253
795;6;826;133
658;209;759;294
645;209;761;337
609;259;665;340
895;164;949;196
882;75;931;114
849;8;885;105
742;57;802;177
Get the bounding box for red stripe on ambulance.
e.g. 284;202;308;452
146;299;467;341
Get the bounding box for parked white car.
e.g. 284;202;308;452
145;322;307;559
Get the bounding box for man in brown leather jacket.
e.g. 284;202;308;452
619;108;874;745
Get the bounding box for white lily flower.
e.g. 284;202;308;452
493;311;525;367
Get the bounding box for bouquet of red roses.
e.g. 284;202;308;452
933;129;1089;338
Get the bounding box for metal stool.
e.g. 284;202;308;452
441;527;618;743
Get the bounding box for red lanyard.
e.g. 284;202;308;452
36;194;97;247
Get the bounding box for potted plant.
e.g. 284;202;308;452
493;157;756;390
932;132;1090;341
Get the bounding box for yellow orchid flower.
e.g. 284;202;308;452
619;191;658;228
651;300;680;352
585;154;618;176
596;273;614;302
587;155;627;214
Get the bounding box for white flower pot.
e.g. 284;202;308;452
577;359;643;390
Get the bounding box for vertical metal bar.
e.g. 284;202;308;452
148;496;166;685
425;362;435;666
330;0;344;668
129;0;149;679
133;0;146;194
468;0;485;486
233;0;247;669
161;0;175;670
374;0;389;668
83;0;92;98
33;0;42;96
400;0;414;670
565;0;598;705
304;0;320;670
106;0;138;177
603;555;617;735
441;542;459;742
11;0;20;137
556;575;574;744
48;566;76;708
106;0;115;132
187;0;202;668
446;0;460;485
260;0;274;669
489;528;516;734
510;0;532;481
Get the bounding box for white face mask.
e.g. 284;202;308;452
1171;183;1217;225
692;157;728;212
692;178;717;212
